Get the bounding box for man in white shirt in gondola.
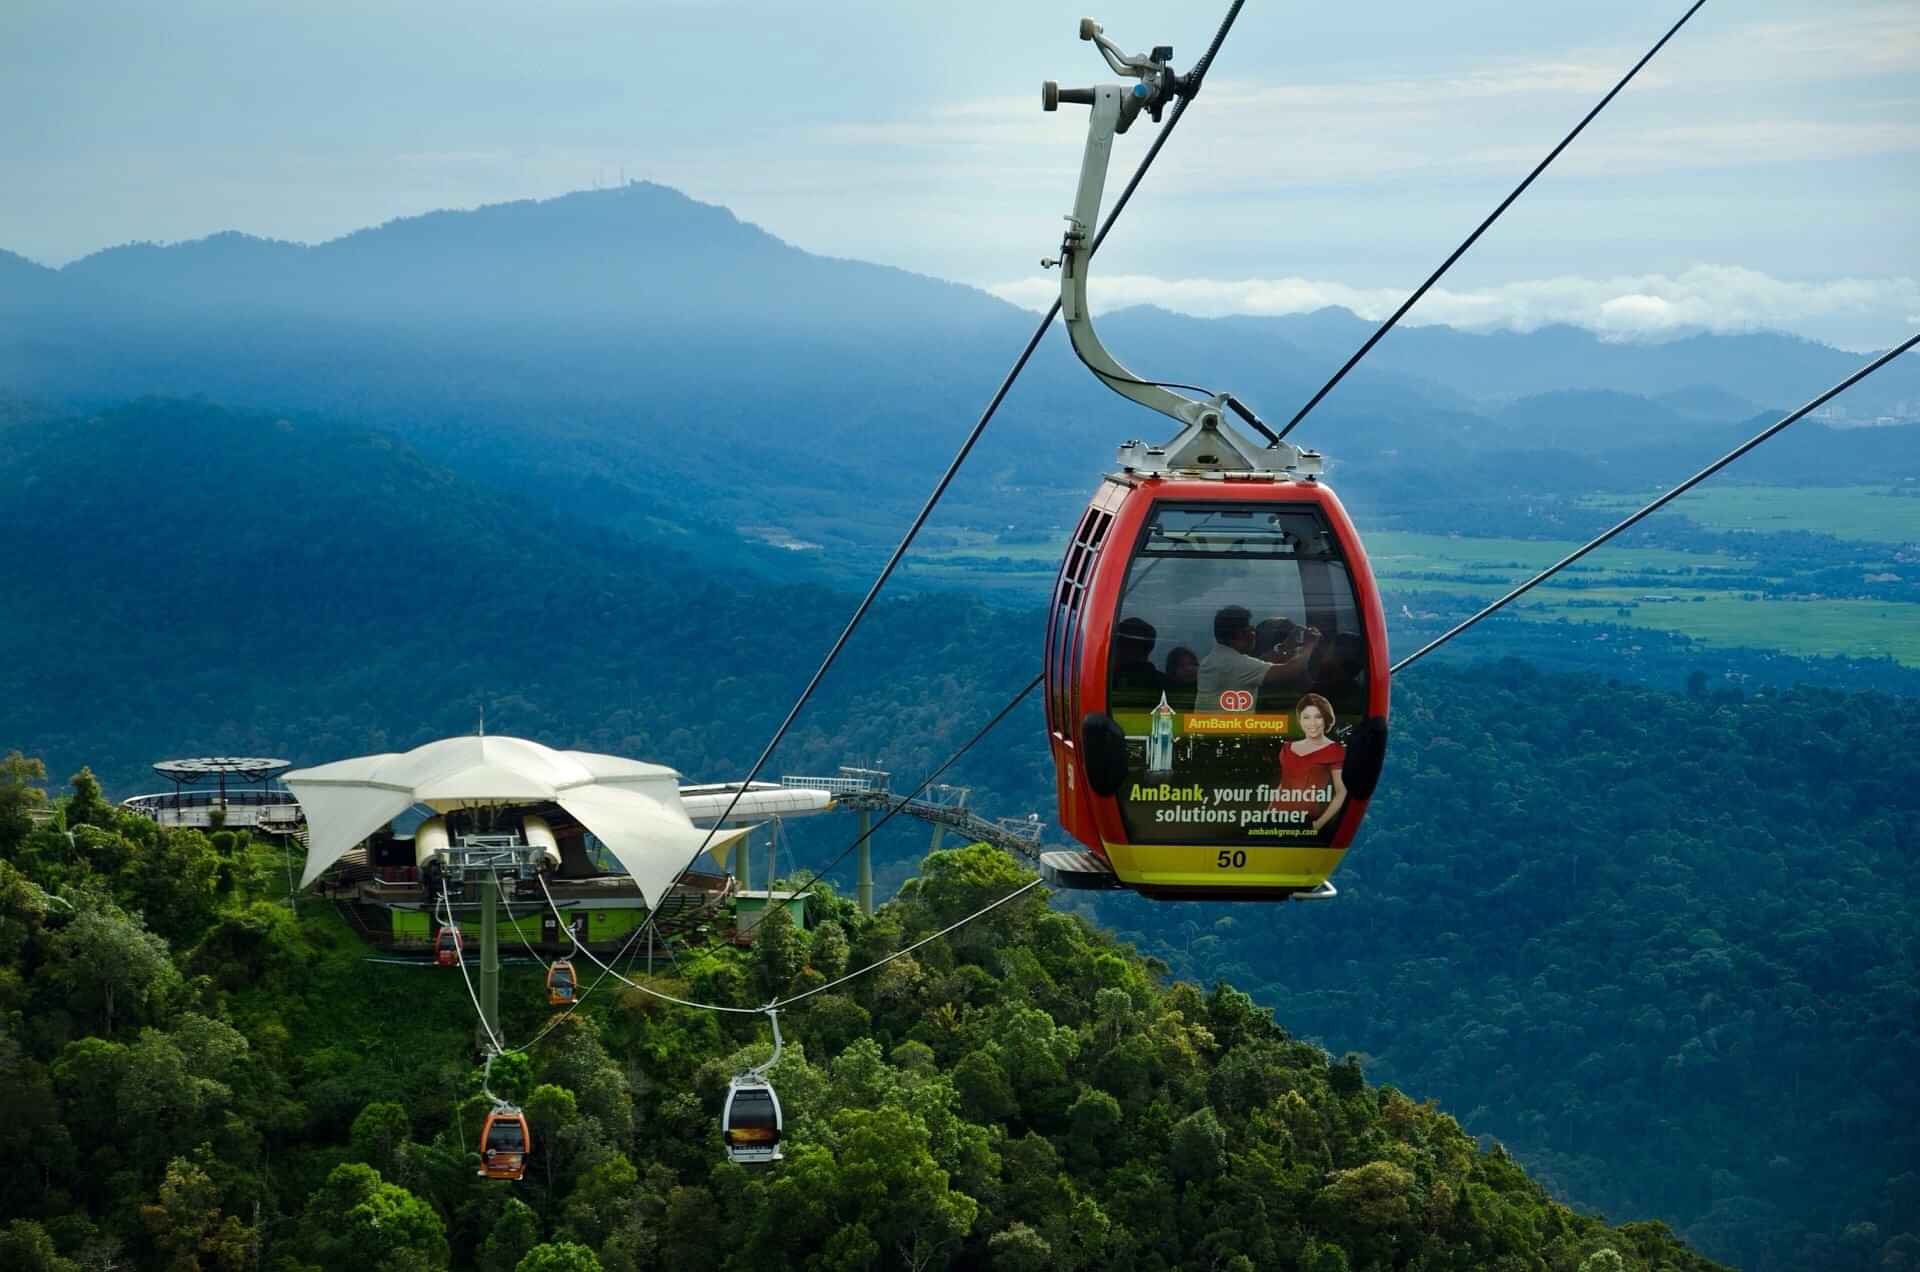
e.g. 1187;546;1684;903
1196;605;1319;711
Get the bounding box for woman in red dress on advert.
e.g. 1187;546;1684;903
1271;693;1347;840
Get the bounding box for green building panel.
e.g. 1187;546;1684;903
587;907;643;940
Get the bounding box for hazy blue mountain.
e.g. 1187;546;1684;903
1656;384;1764;421
0;396;1046;806
1229;310;1920;423
1493;389;1700;453
0;247;58;299
42;183;1012;332
4;183;1917;564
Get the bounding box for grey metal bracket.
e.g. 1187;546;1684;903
1042;17;1318;481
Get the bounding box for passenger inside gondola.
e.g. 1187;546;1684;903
1309;631;1369;716
1110;616;1165;711
1196;606;1320;710
1163;645;1199;711
485;1118;525;1153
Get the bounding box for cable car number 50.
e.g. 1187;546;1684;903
1216;850;1247;869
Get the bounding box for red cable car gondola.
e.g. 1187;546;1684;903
1035;20;1389;900
435;924;463;967
477;1105;531;1181
1043;476;1390;899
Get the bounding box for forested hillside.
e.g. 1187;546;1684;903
7;395;1919;1266
0;763;1725;1272
1073;664;1920;1270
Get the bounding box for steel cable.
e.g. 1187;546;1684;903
621;0;1253;957
1390;334;1920;673
1273;0;1708;441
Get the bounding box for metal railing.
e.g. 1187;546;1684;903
781;774;887;796
122;788;304;830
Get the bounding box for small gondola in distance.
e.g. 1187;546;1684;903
721;1074;784;1165
435;924;463;967
477;1105;531;1181
546;958;576;1006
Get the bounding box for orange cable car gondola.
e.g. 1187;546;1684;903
477;1104;531;1181
546;958;576;1006
1035;20;1389;901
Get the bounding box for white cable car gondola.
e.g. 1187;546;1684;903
722;1076;784;1164
721;1010;786;1164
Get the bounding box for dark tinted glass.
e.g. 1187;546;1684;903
485;1118;525;1151
729;1089;776;1131
1107;502;1369;847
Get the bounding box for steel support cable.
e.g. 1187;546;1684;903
772;674;1044;910
539;873;763;1014
440;890;508;1054
767;672;1045;999
1390;333;1920;674
1273;0;1709;442
482;309;1905;1046
539;866;1044;1015
471;3;1243;1046
490;866;551;971
623;0;1251;954
774;879;1044;1009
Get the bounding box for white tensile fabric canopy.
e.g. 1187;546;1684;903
283;735;750;908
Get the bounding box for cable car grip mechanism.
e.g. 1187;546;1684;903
1043;18;1318;481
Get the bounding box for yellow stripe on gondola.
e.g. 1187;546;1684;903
1102;841;1345;890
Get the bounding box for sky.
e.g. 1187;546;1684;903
3;0;1914;349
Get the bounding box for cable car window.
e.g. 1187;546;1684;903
1107;502;1369;848
485;1119;525;1152
1050;506;1111;738
728;1089;778;1139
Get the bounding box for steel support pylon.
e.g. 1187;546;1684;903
856;809;874;915
479;875;501;1044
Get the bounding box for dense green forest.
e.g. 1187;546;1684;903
0;758;1725;1271
1068;665;1920;1271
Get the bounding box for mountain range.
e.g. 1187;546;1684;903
7;184;1915;416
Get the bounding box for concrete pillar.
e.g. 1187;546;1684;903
479;875;501;1045
857;808;874;916
928;823;945;855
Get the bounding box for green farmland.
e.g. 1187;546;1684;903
909;510;1920;666
1581;483;1920;544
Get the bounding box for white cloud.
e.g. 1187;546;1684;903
987;264;1920;350
798;2;1920;195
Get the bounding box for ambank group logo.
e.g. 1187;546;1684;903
1217;689;1254;712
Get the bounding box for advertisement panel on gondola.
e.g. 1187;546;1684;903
1105;504;1371;849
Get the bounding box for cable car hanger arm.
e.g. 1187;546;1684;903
1046;24;1206;431
1046;13;1313;477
